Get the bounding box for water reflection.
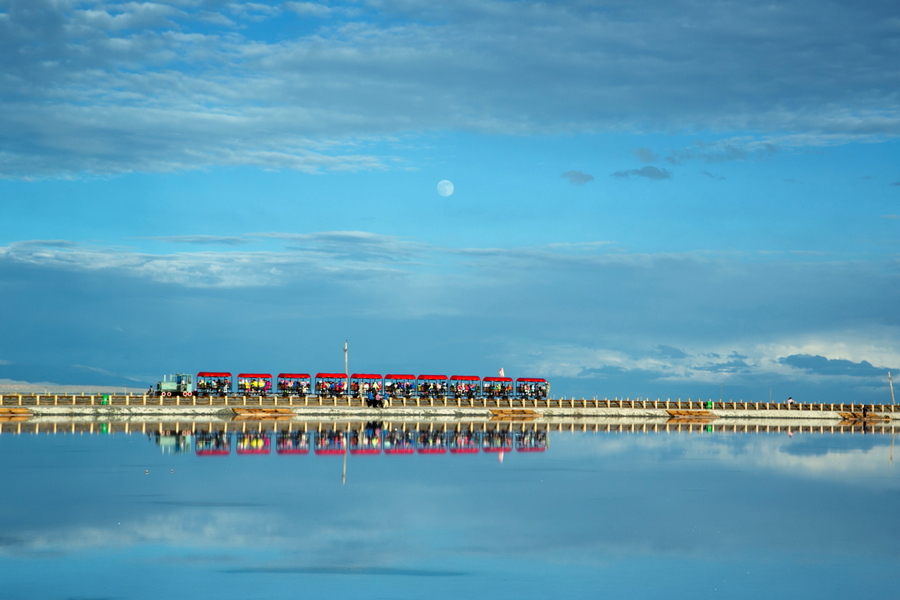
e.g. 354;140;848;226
152;430;192;454
276;431;311;455
195;431;230;456
147;426;551;457
236;432;271;455
1;420;898;599
349;424;382;455
384;429;416;454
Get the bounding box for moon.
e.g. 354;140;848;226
437;180;454;197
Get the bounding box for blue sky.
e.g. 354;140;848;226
0;0;899;401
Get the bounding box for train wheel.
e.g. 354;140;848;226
184;391;192;397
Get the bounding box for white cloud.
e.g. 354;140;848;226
285;2;332;17
576;435;900;485
1;235;897;398
1;0;899;176
511;333;900;388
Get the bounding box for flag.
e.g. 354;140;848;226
498;368;505;377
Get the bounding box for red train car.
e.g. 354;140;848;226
417;374;448;399
449;375;481;399
315;373;348;397
237;373;272;396
196;372;232;396
483;376;513;399
277;374;311;397
384;374;415;399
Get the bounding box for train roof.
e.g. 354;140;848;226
350;373;382;379
277;373;310;378
516;377;547;383
237;373;272;378
315;372;348;378
417;374;448;380
197;372;231;377
483;376;513;382
450;375;481;381
385;374;415;379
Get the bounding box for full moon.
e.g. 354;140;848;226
437;180;454;197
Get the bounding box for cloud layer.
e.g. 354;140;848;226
1;0;899;176
1;234;897;399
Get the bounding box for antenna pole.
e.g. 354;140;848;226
889;371;895;405
344;341;349;378
342;430;348;486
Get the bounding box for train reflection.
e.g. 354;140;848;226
517;430;547;452
417;430;448;454
482;430;514;452
384;429;416;454
149;427;550;457
350;423;383;455
449;430;480;453
314;430;346;455
276;431;310;454
152;430;192;454
236;432;270;455
195;431;230;456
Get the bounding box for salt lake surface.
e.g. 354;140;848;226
1;426;898;599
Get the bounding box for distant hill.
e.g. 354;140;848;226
0;363;151;391
0;379;147;394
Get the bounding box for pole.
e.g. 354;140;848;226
344;341;349;378
889;372;895;405
889;373;896;466
342;431;348;486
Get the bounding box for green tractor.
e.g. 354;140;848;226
156;373;194;397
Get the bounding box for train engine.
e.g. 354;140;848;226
156;373;194;397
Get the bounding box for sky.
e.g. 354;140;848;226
0;0;899;401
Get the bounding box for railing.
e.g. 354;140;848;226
1;393;896;413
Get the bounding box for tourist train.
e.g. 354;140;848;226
155;371;550;401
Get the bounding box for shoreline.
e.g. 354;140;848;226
3;403;894;427
1;392;894;419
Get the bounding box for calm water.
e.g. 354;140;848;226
1;426;898;599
